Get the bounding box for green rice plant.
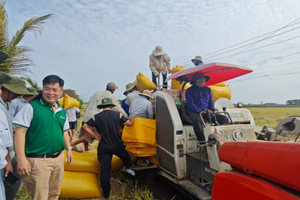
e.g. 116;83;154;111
248;107;300;128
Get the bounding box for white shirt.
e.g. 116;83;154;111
82;90;127;122
0;109;13;169
66;106;80;122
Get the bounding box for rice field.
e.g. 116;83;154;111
247;106;300;128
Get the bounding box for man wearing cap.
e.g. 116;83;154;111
121;83;137;115
0;75;32;200
149;45;171;88
191;56;203;66
13;75;73;200
124;82;140;106
71;82;127;151
186;72;228;144
129;89;153;119
9;87;39;118
82;97;135;200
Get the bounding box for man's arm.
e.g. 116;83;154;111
14;126;31;176
82;124;101;141
149;55;159;76
123;115;135;127
147;103;154;119
164;54;171;73
63;130;73;165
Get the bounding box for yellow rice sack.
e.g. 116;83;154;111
208;85;231;101
63;150;100;174
170;65;190;90
122;118;156;157
60;171;102;199
59;93;79;109
126;146;157;157
122;118;156;146
136;72;157;92
63;150;125;173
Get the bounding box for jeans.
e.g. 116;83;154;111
3;156;21;200
98;149;132;198
152;72;168;88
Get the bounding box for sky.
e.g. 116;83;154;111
5;0;300;104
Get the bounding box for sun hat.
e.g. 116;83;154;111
0;72;11;84
123;82;135;95
2;76;32;95
26;87;39;96
106;82;118;90
191;72;210;83
0;50;8;63
152;46;166;56
191;56;202;63
139;89;152;99
97;97;116;109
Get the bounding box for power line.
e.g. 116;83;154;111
204;17;300;58
178;17;300;65
211;36;300;62
205;26;300;61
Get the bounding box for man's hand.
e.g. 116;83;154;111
207;109;213;114
17;158;31;176
4;161;13;178
66;150;73;165
95;134;101;141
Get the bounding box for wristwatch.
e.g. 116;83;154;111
66;147;73;151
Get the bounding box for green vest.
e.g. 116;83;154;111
25;98;67;155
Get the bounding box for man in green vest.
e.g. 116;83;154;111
13;75;73;200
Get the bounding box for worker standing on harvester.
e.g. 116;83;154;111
149;45;171;89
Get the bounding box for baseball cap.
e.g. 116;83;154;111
106;82;118;90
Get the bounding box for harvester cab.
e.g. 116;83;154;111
152;88;257;199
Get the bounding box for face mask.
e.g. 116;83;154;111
194;61;201;66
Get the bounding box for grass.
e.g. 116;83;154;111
248;107;300;128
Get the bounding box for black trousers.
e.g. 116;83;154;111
188;111;229;142
152;72;167;88
3;156;22;200
98;149;132;198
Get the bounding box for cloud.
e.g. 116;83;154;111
6;0;300;103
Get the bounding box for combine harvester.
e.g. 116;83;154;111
146;63;300;199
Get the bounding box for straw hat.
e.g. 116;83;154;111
97;98;116;109
152;46;166;56
191;72;210;83
139;89;152;99
123;83;135;95
191;56;202;63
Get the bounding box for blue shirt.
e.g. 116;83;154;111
9;97;27;118
185;85;214;113
121;98;129;115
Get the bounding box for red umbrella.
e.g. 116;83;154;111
165;62;253;86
